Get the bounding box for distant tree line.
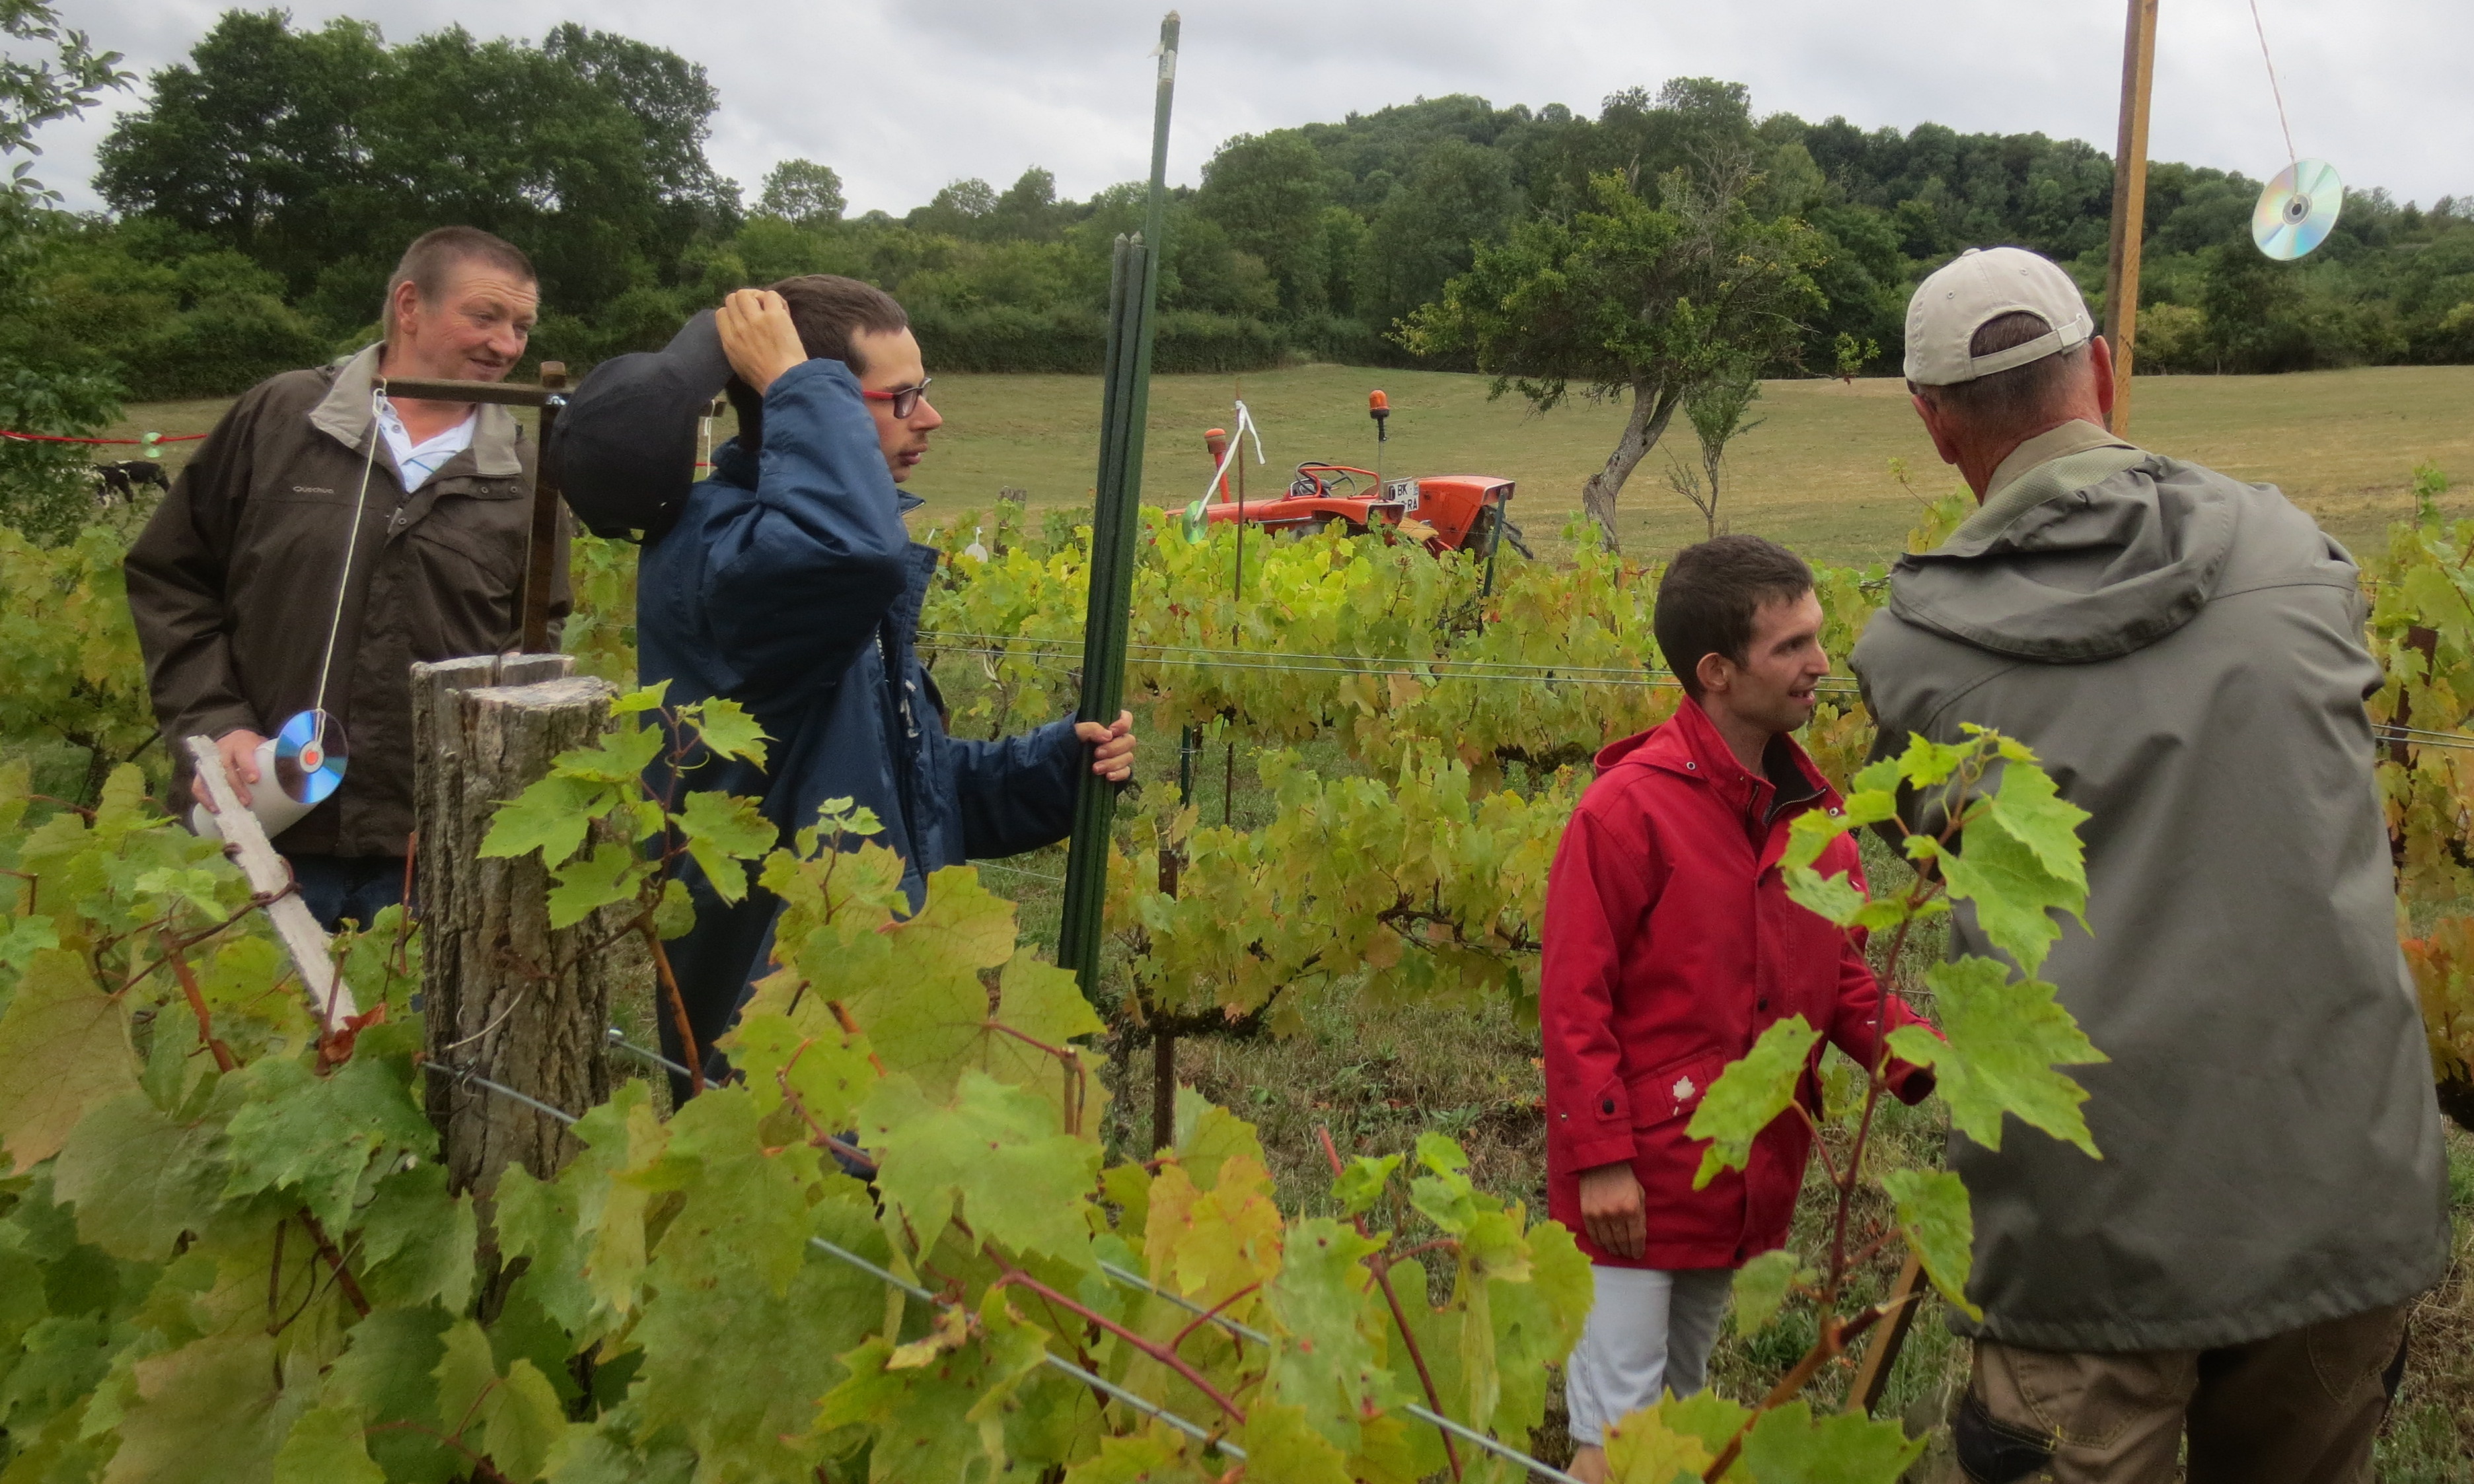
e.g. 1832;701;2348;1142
11;10;2474;409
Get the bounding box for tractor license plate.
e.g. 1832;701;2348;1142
1388;479;1418;509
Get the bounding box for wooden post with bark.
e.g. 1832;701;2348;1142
412;653;655;1200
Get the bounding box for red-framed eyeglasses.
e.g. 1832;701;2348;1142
861;379;934;419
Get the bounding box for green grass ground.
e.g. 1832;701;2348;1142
114;363;2474;567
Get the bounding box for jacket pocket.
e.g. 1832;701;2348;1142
1624;1051;1725;1129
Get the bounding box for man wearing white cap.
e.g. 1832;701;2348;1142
1851;247;2449;1483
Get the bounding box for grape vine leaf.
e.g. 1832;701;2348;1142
1686;1016;1821;1189
433;1318;500;1439
355;1160;479;1312
1169;1090;1268;1195
0;948;139;1175
322;1306;460;1484
686;696;768;765
1060;1431;1214;1482
0;912;58;970
1142;1153;1282;1308
1923;761;2089;979
1331;1152;1402;1217
1653;1389;1752;1456
548;723;664;786
1262;1217;1397;1453
481;1359;567;1484
1885;958;2105;1156
673;789;776;905
104;1332;310;1484
1737;1400;1926;1483
725;1011;882;1137
1881;1167;1980;1322
1603;1406;1714;1483
809;1289;1050;1483
1228;1400;1355;1484
479;773;604;869
629;1094;882;1480
608;680;671;716
1729;1248;1808;1333
1973;750;2090;888
52;1089;227;1261
273;1406;385;1484
859;1071;1101;1268
545;843;641;930
221;1051;436;1232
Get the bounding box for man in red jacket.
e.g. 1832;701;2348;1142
1543;535;1934;1481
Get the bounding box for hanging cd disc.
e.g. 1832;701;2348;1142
272;709;348;805
2253;159;2343;261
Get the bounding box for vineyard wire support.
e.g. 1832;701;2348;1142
411;656;653;1203
431;1059;1248;1464
1089;1259;1583;1483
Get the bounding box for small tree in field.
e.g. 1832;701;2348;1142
1403;160;1823;549
1664;353;1763;540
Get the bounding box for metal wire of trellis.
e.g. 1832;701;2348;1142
593;1033;1586;1481
420;1058;1250;1462
922;631;2474;752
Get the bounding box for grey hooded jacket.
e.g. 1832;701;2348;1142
1850;421;2451;1352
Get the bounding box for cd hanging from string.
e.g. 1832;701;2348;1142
188;708;348;843
275;707;349;804
2253;158;2343;261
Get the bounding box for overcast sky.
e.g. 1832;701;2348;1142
30;0;2473;218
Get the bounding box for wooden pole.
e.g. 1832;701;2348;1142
520;363;568;652
377;364;570;652
2102;0;2161;436
1844;1250;1930;1417
412;654;655;1199
180;734;359;1038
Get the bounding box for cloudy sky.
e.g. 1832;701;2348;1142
32;0;2473;217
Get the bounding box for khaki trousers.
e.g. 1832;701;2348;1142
1950;1304;2409;1484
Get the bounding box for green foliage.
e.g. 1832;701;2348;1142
755;158;845;227
1403;166;1825;542
0;525;163;800
47;30;2474;396
96;13;733;339
0;731;1601;1482
0;3;129;540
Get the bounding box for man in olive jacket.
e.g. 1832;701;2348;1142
1852;247;2449;1483
126;227;567;930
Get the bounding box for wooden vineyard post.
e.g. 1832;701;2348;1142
412;654;655;1201
1844;1249;1930;1417
2103;0;2160;435
521;361;568;651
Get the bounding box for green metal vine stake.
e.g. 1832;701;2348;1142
1058;11;1179;997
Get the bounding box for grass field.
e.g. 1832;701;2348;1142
113;362;2474;567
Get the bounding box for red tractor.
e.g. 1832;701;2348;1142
1187;391;1532;562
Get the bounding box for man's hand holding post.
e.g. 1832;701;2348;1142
1078;710;1136;783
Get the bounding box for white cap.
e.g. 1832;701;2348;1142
1903;246;2095;386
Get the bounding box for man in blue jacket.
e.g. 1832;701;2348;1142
637;277;1135;1090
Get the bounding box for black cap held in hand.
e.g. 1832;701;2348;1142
544;308;733;542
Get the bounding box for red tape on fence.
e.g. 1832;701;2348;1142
1;429;207;446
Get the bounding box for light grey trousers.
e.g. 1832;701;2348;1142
1564;1265;1734;1446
